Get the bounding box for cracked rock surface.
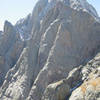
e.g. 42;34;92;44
0;0;100;100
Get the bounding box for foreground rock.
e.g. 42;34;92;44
69;53;100;100
42;67;82;100
42;80;70;100
42;53;100;100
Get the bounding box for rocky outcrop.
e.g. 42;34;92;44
0;0;100;100
0;21;24;86
42;66;82;100
27;2;100;100
41;52;100;100
15;14;32;40
42;79;70;100
69;52;100;100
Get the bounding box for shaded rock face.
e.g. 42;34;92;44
15;14;32;40
0;31;3;36
0;21;24;86
0;0;100;100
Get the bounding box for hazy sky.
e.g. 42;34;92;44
0;0;38;30
0;0;100;30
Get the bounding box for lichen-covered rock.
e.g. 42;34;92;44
69;53;100;100
69;78;100;100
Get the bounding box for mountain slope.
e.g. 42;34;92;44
0;21;24;86
0;0;100;100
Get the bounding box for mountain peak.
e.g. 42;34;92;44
0;0;100;100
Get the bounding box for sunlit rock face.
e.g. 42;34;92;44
42;53;100;100
69;53;100;100
0;0;100;100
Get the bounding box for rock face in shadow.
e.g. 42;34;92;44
0;0;100;100
15;14;32;40
0;21;24;86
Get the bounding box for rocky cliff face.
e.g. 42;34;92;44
0;0;100;100
42;52;100;100
0;21;24;86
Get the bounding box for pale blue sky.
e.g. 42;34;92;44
0;0;38;30
0;0;100;30
88;0;100;15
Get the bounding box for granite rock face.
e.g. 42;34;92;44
0;0;100;100
15;14;32;40
41;53;100;100
0;21;24;86
42;66;82;100
69;53;100;100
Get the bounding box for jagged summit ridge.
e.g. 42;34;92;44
14;0;99;41
36;0;98;18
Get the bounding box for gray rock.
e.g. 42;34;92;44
0;21;24;86
27;2;100;100
41;52;100;100
69;53;100;100
42;79;70;100
41;66;82;100
15;14;32;40
0;0;100;100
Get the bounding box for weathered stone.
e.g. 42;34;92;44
42;80;70;100
0;0;100;100
0;21;24;86
27;2;100;100
69;53;100;100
